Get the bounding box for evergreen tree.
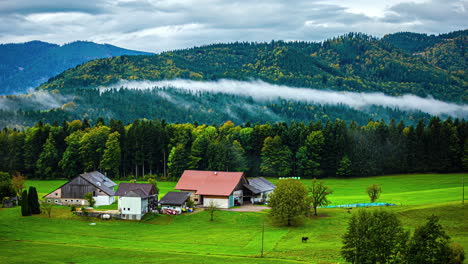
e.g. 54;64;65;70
296;131;325;177
336;155;352;177
27;186;40;214
167;143;190;179
100;132;121;178
20;190;31;216
260;136;292;177
36;133;60;179
59;130;84;178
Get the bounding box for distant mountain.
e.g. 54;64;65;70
0;41;152;95
38;31;467;102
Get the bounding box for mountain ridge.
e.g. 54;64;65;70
0;40;152;95
37;30;468;103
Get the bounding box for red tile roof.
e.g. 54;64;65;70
175;170;245;196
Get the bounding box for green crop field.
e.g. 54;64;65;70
2;173;466;263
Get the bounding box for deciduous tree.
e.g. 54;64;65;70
268;179;309;226
309;179;333;216
341;210;408;263
367;184;382;203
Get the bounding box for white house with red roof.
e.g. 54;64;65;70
175;170;248;208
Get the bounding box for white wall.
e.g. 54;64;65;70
203;197;229;208
118;197;142;215
94;195;114;206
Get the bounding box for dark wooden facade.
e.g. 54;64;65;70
61;176;100;198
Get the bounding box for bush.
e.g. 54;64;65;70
20;190;31;216
70;204;77;212
449;243;465;264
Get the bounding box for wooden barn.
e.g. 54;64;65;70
44;171;116;206
115;183;158;220
175;170;248;208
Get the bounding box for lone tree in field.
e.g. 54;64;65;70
207;200;218;221
341;210;408;263
406;215;454;263
83;192;96;207
268;178;309;226
20;190;31;216
366;184;382;203
40;199;53;218
27;186;41;214
309;179;333;216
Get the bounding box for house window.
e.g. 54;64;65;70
76;200;79;202
65;200;68;202
47;199;51;203
127;208;130;211
123;208;126;211
55;193;58;196
55;199;59;203
194;199;198;202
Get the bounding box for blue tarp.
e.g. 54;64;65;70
320;202;397;208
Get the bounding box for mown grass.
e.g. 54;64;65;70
4;173;465;263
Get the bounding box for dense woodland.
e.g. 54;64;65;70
0;117;466;180
0;87;433;128
39;31;468;102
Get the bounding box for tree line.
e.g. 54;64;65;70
0;116;466;180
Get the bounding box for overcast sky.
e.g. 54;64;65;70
0;0;466;52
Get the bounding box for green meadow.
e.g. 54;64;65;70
1;173;466;263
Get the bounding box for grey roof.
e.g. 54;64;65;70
115;183;157;198
124;189;149;198
80;171;116;196
159;192;192;206
248;177;276;193
243;183;261;194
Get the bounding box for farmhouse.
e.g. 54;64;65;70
44;171;116;206
115;183;158;220
244;177;276;204
159;191;192;214
175;170;248;208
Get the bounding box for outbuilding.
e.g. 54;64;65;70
159;191;192;214
243;177;276;204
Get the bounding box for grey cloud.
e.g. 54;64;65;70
0;0;466;52
0;0;109;15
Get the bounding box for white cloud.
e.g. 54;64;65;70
101;79;468;118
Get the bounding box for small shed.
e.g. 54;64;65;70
244;177;276;204
159;191;192;214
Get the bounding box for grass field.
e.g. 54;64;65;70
1;173;466;263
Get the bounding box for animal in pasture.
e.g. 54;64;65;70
302;237;309;243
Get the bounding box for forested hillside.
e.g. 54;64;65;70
0;87;433;128
39;31;468;102
0;41;151;95
0;117;465;180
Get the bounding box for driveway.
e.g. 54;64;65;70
221;204;269;212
